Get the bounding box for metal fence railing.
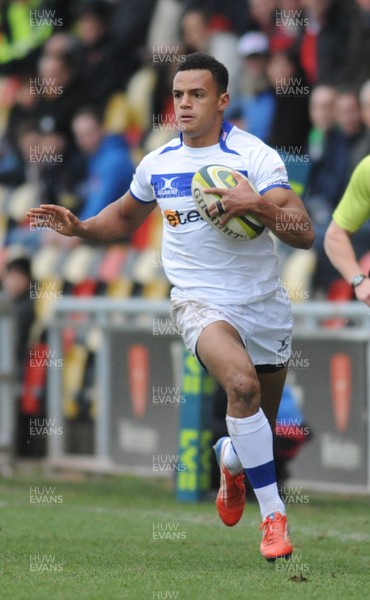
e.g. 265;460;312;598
43;298;370;493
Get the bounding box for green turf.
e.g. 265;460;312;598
1;473;369;600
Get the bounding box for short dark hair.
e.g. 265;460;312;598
175;52;229;94
76;0;113;24
6;257;32;278
72;105;104;124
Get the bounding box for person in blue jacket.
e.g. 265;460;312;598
72;105;134;221
224;32;275;142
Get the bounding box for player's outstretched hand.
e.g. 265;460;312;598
27;204;82;237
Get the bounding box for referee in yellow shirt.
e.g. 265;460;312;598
325;155;370;305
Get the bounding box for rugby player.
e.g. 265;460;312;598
28;53;314;561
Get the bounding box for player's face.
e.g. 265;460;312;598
172;69;229;147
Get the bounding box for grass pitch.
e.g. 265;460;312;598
1;473;369;600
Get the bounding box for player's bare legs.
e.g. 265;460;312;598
197;321;293;560
196;321;260;418
258;368;288;430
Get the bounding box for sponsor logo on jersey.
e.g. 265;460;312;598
151;172;193;199
164;209;203;227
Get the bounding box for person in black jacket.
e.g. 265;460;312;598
266;48;311;152
1;257;35;380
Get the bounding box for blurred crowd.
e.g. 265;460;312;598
1;0;370;277
1;0;370;442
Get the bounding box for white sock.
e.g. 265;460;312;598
226;408;285;520
223;439;243;475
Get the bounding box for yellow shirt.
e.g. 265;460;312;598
333;155;370;233
0;0;52;64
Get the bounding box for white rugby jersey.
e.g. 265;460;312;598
130;121;291;304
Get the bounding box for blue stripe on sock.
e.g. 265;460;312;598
244;460;276;489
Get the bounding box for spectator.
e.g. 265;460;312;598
225;32;275;142
33;47;88;139
3;121;43;250
0;0;53;76
335;86;364;177
71;106;134;221
341;0;370;86
41;31;81;62
271;0;303;52
4;69;40;149
1;118;84;206
110;0;157;86
266;48;311;151
74;0;122;108
245;0;277;38
1;257;35;379
0;254;45;458
350;80;370;171
0;135;25;188
179;5;242;98
297;0;349;85
180;6;211;54
304;85;350;291
37;126;86;212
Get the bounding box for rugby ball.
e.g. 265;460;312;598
191;165;265;241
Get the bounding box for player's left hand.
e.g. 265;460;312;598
205;171;260;225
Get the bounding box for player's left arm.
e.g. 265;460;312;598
207;172;314;249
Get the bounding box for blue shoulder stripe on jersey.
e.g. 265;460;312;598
259;183;291;195
219;120;241;156
130;187;157;204
159;135;183;154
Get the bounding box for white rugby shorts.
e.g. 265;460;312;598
171;288;293;368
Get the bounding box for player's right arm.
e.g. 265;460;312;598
27;191;157;241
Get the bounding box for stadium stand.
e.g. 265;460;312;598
0;0;370;458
